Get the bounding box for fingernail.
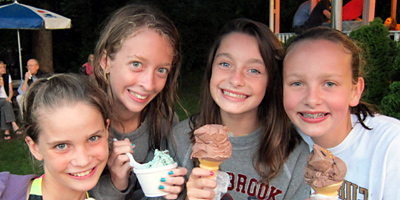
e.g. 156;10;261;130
168;171;173;175
131;143;134;146
159;185;164;189
132;148;135;151
210;171;214;176
160;177;166;182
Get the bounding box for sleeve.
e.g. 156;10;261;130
89;172;134;200
383;135;400;199
282;141;311;200
17;79;25;95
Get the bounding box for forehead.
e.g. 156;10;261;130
284;39;352;74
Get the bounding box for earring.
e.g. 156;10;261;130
103;69;110;81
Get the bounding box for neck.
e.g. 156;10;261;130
112;103;141;133
220;111;259;137
42;176;87;200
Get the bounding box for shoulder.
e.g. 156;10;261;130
173;118;192;135
0;172;37;199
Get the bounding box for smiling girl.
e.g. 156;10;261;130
171;18;310;200
0;74;110;200
90;4;186;200
283;27;400;199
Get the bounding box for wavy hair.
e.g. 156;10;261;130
93;4;181;150
190;18;301;182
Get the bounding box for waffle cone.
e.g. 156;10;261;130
312;181;343;197
198;159;222;178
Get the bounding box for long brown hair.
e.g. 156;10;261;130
93;4;181;150
190;18;301;182
285;27;377;130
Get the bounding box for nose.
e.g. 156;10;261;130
303;86;322;108
229;68;245;87
138;68;155;91
71;146;91;167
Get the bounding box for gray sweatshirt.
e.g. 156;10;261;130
169;119;311;200
91;116;179;200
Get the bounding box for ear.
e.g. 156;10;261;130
99;50;110;74
349;77;364;107
105;119;110;138
25;136;43;161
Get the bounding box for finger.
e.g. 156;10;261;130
191;167;215;178
186;187;214;200
168;167;188;177
159;184;183;198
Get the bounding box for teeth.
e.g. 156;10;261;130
302;113;326;119
223;90;247;99
71;169;92;177
129;91;147;100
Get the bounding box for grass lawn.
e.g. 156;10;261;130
0;70;202;175
0;133;43;175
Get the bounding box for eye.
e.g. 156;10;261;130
55;143;68;150
325;81;336;87
219;62;230;68
88;136;99;142
290;81;302;87
158;68;169;74
249;69;261;74
131;61;142;68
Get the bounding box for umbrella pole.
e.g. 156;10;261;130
17;29;23;80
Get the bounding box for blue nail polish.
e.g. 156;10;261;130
160;177;166;182
131;144;134;146
132;148;135;151
168;171;173;175
159;185;164;189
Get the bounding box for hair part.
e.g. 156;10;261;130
93;4;181;150
285;27;377;129
190;18;301;182
21;74;111;143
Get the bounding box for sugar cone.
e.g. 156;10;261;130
198;159;222;179
312;181;343;197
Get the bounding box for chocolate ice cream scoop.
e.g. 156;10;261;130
304;144;347;188
191;124;232;162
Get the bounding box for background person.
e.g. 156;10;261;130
0;61;19;140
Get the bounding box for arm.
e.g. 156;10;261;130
7;82;13;102
18;71;31;95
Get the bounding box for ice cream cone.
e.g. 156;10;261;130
198;159;222;179
312;181;343;197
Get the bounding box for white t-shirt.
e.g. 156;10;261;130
299;114;400;200
0;75;12;98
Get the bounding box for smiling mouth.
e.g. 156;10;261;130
222;90;248;99
129;90;147;100
301;113;328;119
70;168;93;177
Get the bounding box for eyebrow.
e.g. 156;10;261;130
215;53;264;65
129;55;172;68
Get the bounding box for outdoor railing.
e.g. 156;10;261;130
276;31;400;43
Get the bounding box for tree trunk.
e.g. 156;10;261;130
32;30;53;73
31;0;54;73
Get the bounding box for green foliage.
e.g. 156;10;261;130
380;81;400;119
350;18;398;107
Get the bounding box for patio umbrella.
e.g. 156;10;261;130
0;0;71;79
